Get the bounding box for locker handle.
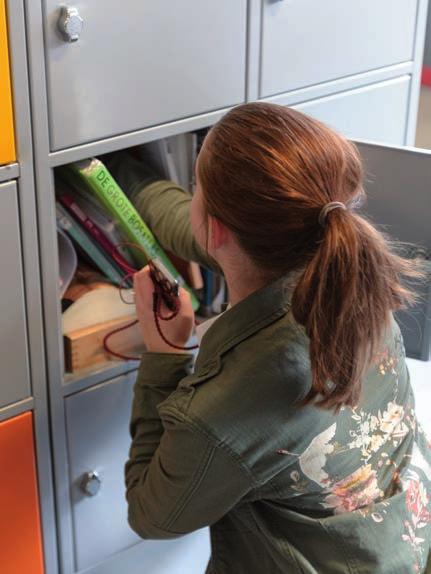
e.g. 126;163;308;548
57;6;83;42
80;471;102;496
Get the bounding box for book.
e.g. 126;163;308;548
56;174;135;266
212;275;228;314
103;148;204;292
57;227;78;297
56;202;126;287
64;158;199;311
189;132;198;194
140;133;203;193
58;190;135;277
140;138;181;185
167;250;204;291
200;267;215;317
187;261;205;291
163;134;194;191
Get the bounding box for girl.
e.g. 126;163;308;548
114;103;431;573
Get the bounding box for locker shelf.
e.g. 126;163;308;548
63;360;139;397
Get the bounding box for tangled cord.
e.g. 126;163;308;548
102;242;199;360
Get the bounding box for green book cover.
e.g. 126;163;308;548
56;202;126;287
66;158;199;311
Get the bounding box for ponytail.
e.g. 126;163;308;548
292;209;420;410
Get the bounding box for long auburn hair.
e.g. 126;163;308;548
197;102;420;410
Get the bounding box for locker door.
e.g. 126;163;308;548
295;76;410;145
65;372;210;572
0;412;45;574
0;181;31;407
43;1;247;150
261;0;418;98
355;141;431;360
0;0;15;164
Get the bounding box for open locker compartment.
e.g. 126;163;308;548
355;140;431;361
54;129;226;385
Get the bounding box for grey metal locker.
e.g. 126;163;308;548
43;0;247;150
23;0;430;571
65;371;210;573
355;141;431;360
260;0;418;98
295;76;411;144
0;180;31;408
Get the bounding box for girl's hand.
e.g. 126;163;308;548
133;265;195;354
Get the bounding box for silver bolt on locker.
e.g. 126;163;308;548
57;6;84;42
80;471;102;497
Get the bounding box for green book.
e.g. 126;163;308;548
56;202;126;287
65;158;199;311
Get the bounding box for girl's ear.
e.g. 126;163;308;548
208;215;230;251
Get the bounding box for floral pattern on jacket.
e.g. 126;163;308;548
280;336;431;573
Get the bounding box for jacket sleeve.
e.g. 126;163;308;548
105;150;221;273
125;353;254;540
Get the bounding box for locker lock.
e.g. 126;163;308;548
80;471;102;497
57;6;83;42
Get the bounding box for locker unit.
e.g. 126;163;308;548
0;0;15;164
13;0;430;573
0;411;45;574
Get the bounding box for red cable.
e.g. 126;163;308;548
102;242;199;360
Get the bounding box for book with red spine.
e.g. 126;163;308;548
58;191;136;280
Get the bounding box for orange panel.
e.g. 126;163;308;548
0;412;44;574
0;0;16;165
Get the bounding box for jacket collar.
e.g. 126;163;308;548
193;271;299;378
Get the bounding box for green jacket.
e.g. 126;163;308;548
116;163;431;573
